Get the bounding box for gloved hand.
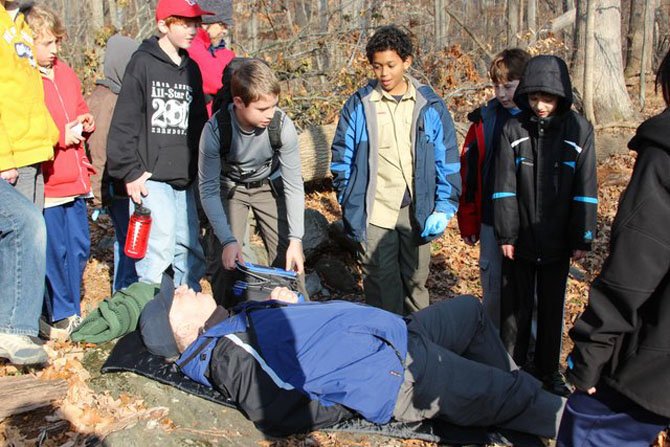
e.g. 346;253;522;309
421;212;450;238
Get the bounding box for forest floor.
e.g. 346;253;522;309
1;94;668;446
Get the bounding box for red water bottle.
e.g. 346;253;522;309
124;203;152;259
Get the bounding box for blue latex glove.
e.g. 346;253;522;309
421;212;449;238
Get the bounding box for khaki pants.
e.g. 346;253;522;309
210;182;304;306
358;206;430;315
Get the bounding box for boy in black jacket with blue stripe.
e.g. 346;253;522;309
493;55;597;396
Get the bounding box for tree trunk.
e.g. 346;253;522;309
90;0;104;30
434;0;449;50
624;0;655;79
507;0;520;46
582;0;596;123
107;0;121;31
584;0;638;124
527;0;537;42
571;0;588;92
639;0;654;108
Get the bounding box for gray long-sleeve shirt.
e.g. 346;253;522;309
198;105;305;246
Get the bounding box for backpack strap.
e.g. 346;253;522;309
219;108;285;180
217;106;234;162
267;110;283;151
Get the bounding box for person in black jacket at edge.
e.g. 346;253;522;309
557;50;670;447
493;55;598;397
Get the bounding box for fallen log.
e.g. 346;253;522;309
298;123;337;183
0;375;68;420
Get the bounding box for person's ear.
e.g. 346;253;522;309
232;96;245;109
403;55;413;71
173;322;201;351
157;20;169;34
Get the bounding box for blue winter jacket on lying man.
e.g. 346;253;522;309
177;300;408;431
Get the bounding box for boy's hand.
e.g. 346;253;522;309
501;244;515;260
462;234;479;246
1;168;19;185
572;249;587;260
285;240;304;274
77;113;95;133
126;171;152;204
64;120;84;146
221;242;244;270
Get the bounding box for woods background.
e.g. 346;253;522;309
49;0;670;131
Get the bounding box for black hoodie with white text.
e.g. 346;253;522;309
107;36;207;188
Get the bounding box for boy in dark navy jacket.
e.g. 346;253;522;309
493;55;597;396
139;277;565;439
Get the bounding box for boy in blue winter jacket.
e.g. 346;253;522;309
330;25;460;315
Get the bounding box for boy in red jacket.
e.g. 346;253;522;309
457;49;530;329
23;5;95;340
186;0;235;116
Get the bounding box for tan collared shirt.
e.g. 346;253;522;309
369;78;416;229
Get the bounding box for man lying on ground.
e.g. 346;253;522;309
139;276;565;438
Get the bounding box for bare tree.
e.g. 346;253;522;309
90;0;104;30
527;0;537;43
624;0;657;79
639;0;654;108
507;0;521;46
575;0;637;124
434;0;449;50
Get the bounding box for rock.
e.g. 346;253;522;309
304;271;323;296
314;257;359;293
595;131;631;162
303;209;330;259
328;220;359;255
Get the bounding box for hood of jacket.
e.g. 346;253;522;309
134;36;191;71
628;107;670;155
97;34;139;94
514;55;573;115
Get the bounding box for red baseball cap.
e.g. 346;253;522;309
155;0;214;21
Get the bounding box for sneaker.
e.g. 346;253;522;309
542;370;574;397
0;333;48;365
39;315;82;341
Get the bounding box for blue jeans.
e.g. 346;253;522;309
132;180;205;290
0;180;47;335
108;197;137;292
43;198;90;322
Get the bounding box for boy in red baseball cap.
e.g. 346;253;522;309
106;0;212;291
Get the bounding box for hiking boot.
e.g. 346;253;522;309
39;315;82;341
542;370;574;397
0;333;48;365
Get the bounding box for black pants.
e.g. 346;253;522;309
500;256;570;376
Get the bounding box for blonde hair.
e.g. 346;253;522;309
231;59;280;106
22;4;66;40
